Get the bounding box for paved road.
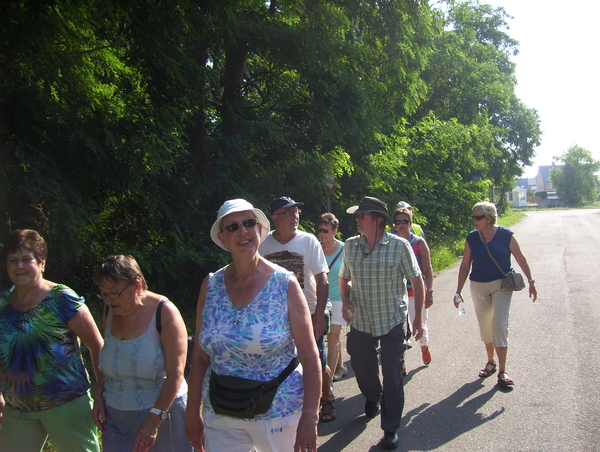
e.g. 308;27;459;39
317;209;600;452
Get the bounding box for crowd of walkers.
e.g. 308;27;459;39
0;197;536;452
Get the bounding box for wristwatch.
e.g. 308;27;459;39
528;278;536;283
427;287;434;293
150;407;168;420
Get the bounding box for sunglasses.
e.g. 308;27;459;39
472;214;486;221
317;228;332;234
394;219;410;225
223;218;259;233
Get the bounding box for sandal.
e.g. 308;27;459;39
319;398;337;422
422;347;432;365
478;361;497;378
497;371;515;387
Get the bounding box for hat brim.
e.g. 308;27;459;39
210;208;270;251
346;205;392;227
270;201;304;214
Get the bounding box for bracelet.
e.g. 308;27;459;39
528;278;536;283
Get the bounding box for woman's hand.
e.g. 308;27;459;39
425;292;434;309
528;281;538;302
185;411;205;452
453;293;463;308
294;411;319;452
0;391;5;421
132;416;160;452
92;386;107;431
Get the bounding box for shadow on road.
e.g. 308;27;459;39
319;377;505;451
398;379;505;451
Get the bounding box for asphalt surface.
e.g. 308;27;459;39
317;208;600;452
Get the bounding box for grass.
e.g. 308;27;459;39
430;237;463;273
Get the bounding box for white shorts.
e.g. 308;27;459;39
329;300;347;327
203;409;301;452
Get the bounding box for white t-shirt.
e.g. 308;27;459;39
259;230;329;315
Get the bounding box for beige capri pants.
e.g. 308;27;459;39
470;279;513;347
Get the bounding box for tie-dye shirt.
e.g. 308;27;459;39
0;284;91;412
200;266;303;421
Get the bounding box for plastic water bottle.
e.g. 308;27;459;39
455;294;466;316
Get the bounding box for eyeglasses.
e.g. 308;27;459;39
317;228;332;234
273;209;301;217
96;283;130;301
355;212;371;220
223;218;259;233
472;214;486;221
394;219;410;225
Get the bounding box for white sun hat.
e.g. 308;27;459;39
210;199;271;250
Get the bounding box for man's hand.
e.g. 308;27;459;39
342;300;355;324
311;314;326;340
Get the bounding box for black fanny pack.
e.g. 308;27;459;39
209;355;299;419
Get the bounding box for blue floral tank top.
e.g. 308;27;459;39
200;266;303;421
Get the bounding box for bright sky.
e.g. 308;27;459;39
487;0;600;178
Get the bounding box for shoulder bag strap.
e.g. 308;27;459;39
277;355;299;384
478;231;507;277
155;299;167;334
328;245;343;270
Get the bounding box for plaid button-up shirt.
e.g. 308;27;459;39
339;231;421;337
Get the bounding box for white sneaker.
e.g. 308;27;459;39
333;365;348;381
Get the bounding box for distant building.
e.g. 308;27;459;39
535;162;564;193
512;164;565;207
515;177;536;192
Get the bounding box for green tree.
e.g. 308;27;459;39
413;1;541;212
551;145;600;207
0;0;543;314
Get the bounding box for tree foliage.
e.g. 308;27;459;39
0;0;543;320
551;145;600;207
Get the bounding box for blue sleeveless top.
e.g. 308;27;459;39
466;226;514;282
200;267;304;421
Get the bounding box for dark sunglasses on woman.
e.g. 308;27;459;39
223;218;259;233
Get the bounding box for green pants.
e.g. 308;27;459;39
0;393;99;452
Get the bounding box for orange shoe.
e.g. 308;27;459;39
422;347;432;365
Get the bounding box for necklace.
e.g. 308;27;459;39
119;304;142;340
322;240;338;250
